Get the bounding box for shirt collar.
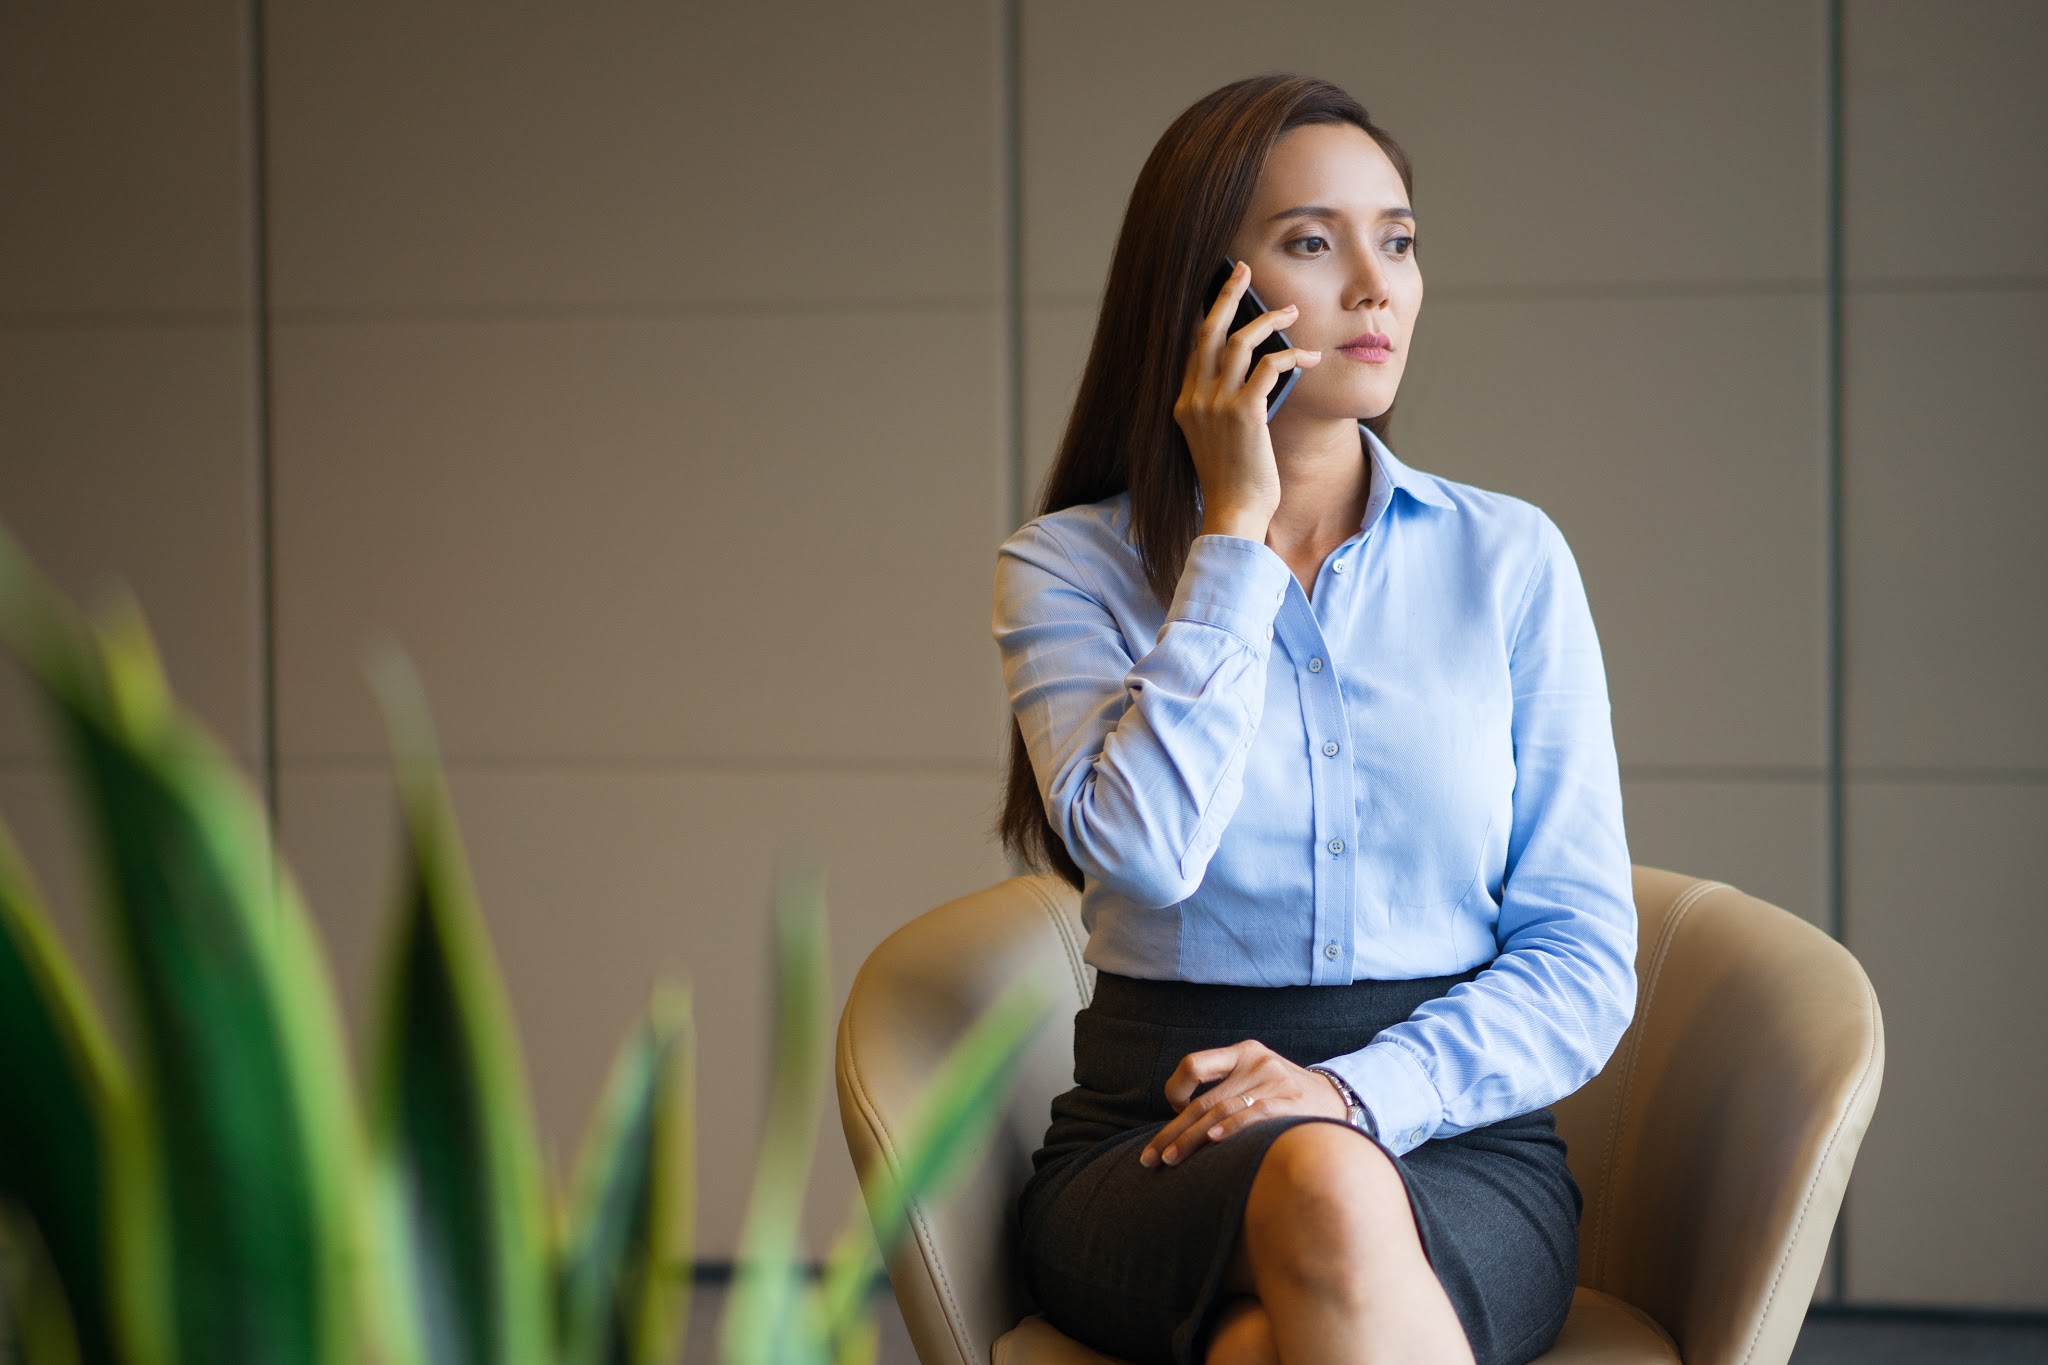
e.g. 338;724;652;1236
1360;421;1457;517
1115;421;1454;542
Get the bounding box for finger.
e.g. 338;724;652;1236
1236;347;1323;405
1218;303;1300;377
1160;1088;1264;1165
1199;1093;1277;1146
1184;262;1251;385
1140;1087;1242;1167
1163;1045;1244;1110
1204;306;1302;392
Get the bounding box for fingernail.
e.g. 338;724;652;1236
1139;1149;1157;1167
1207;1126;1224;1140
1282;304;1298;313
1307;349;1323;358
1162;1147;1179;1165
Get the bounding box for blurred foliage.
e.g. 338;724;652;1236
0;522;1048;1365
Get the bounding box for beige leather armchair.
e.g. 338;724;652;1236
836;867;1885;1364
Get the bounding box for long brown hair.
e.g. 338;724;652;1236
997;74;1417;889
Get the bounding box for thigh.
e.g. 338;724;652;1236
1393;1108;1582;1365
1018;1114;1326;1365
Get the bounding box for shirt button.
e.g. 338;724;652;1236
1324;942;1340;960
1332;559;1349;574
1322;740;1340;757
1407;1129;1424;1145
1308;657;1324;672
1327;838;1345;856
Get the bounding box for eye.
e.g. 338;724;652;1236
1389;235;1416;256
1286;234;1330;255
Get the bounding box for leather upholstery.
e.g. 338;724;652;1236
835;867;1885;1364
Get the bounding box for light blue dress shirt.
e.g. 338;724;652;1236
991;422;1638;1157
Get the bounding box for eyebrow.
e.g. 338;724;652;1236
1266;204;1417;225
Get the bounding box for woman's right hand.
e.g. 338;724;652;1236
1171;260;1322;542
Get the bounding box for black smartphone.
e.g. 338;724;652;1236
1205;255;1301;419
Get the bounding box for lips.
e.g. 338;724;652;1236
1340;333;1392;351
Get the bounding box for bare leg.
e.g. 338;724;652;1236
1226;1122;1476;1365
1204;1297;1279;1365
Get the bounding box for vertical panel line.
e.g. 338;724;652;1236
999;0;1031;880
1824;0;1849;1304
247;0;281;828
1002;0;1025;530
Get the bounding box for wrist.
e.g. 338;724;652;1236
1200;508;1273;542
1309;1066;1376;1136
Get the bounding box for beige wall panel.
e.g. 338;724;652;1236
0;770;121;1043
1023;293;1827;772
0;4;251;317
276;764;1009;1258
1020;301;1094;519
270;311;1006;765
263;2;1002;313
1844;0;2048;282
1395;292;1827;771
1842;781;2047;1307
1617;776;1827;930
1844;291;2047;772
1021;0;1825;302
0;326;264;762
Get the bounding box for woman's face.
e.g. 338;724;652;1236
1226;121;1421;425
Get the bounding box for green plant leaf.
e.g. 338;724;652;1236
718;863;831;1365
810;975;1052;1359
364;645;550;1365
0;824;124;1365
556;989;693;1365
0;1208;85;1365
0;525;363;1365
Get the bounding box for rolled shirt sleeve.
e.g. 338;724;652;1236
993;526;1295;910
1317;512;1639;1156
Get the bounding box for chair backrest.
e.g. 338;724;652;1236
836;866;1884;1365
835;873;1090;1365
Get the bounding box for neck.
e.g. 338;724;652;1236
1265;413;1373;553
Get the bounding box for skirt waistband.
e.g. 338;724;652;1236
1085;963;1491;1032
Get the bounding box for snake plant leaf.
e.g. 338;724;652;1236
0;526;362;1365
810;974;1052;1359
1;1207;85;1365
0;825;124;1365
364;645;550;1365
556;988;692;1365
718;863;831;1365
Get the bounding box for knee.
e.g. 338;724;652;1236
1242;1122;1410;1289
1203;1298;1278;1365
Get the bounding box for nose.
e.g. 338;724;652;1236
1343;241;1392;311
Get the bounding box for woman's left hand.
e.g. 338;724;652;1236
1139;1040;1349;1167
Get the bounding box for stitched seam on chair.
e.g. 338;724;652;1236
1022;873;1092;1003
838;879;1084;1365
1589;878;1728;1288
1736;968;1881;1365
839;980;979;1365
1610;1295;1680;1354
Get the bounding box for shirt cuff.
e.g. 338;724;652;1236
1321;1040;1442;1158
1165;535;1292;648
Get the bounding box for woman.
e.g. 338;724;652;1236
991;75;1639;1365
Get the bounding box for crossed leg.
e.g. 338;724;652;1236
1204;1122;1476;1365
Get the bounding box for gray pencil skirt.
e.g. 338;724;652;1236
1015;966;1581;1365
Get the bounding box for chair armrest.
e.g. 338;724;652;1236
1568;879;1885;1365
